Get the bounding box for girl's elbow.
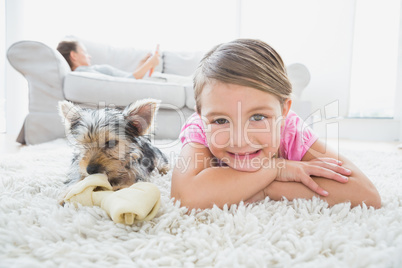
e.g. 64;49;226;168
170;183;185;207
172;193;201;210
350;178;381;209
171;172;210;210
171;185;211;210
171;181;199;210
364;188;381;209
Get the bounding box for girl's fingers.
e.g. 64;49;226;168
313;161;352;176
310;166;349;183
301;175;329;196
312;157;342;166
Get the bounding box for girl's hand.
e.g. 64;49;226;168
275;158;351;196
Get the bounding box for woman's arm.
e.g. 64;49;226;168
264;139;381;208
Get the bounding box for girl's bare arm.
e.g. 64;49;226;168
171;143;279;210
171;141;353;210
264;139;381;208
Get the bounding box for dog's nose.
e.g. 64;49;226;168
87;164;102;175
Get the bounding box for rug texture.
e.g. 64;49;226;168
0;139;402;267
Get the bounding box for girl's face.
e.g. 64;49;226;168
199;82;291;172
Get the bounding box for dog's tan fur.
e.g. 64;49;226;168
58;99;169;203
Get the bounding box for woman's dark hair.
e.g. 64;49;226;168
57;40;79;70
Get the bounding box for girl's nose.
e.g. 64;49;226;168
230;124;248;148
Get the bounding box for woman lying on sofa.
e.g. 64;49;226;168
57;40;160;79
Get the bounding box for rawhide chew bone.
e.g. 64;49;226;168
64;174;161;224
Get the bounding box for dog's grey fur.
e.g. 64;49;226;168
59;99;169;191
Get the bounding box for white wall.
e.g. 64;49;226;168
5;0;29;136
6;0;238;51
4;0;401;141
0;1;6;133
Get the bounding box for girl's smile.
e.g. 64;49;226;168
199;81;291;172
227;149;262;161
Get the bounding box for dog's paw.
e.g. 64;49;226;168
158;163;170;175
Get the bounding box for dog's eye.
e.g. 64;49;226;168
105;140;118;148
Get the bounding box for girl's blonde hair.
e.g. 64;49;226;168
194;39;292;113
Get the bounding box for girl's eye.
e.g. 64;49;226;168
105;140;118;148
213;118;229;125
250;114;266;121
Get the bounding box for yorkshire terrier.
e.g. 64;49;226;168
58;99;170;196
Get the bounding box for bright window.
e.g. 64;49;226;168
348;0;400;118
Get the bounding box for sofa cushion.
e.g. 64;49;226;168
64;72;187;108
163;51;205;76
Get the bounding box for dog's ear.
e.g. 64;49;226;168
123;99;161;136
58;101;82;128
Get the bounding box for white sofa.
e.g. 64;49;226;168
7;38;311;145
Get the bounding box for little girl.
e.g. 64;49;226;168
171;39;381;210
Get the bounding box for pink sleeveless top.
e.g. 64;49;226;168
179;111;318;161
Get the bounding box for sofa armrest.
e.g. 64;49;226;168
7;41;70;113
7;40;71;144
287;63;311;99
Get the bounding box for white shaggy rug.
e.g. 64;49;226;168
1;139;402;267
